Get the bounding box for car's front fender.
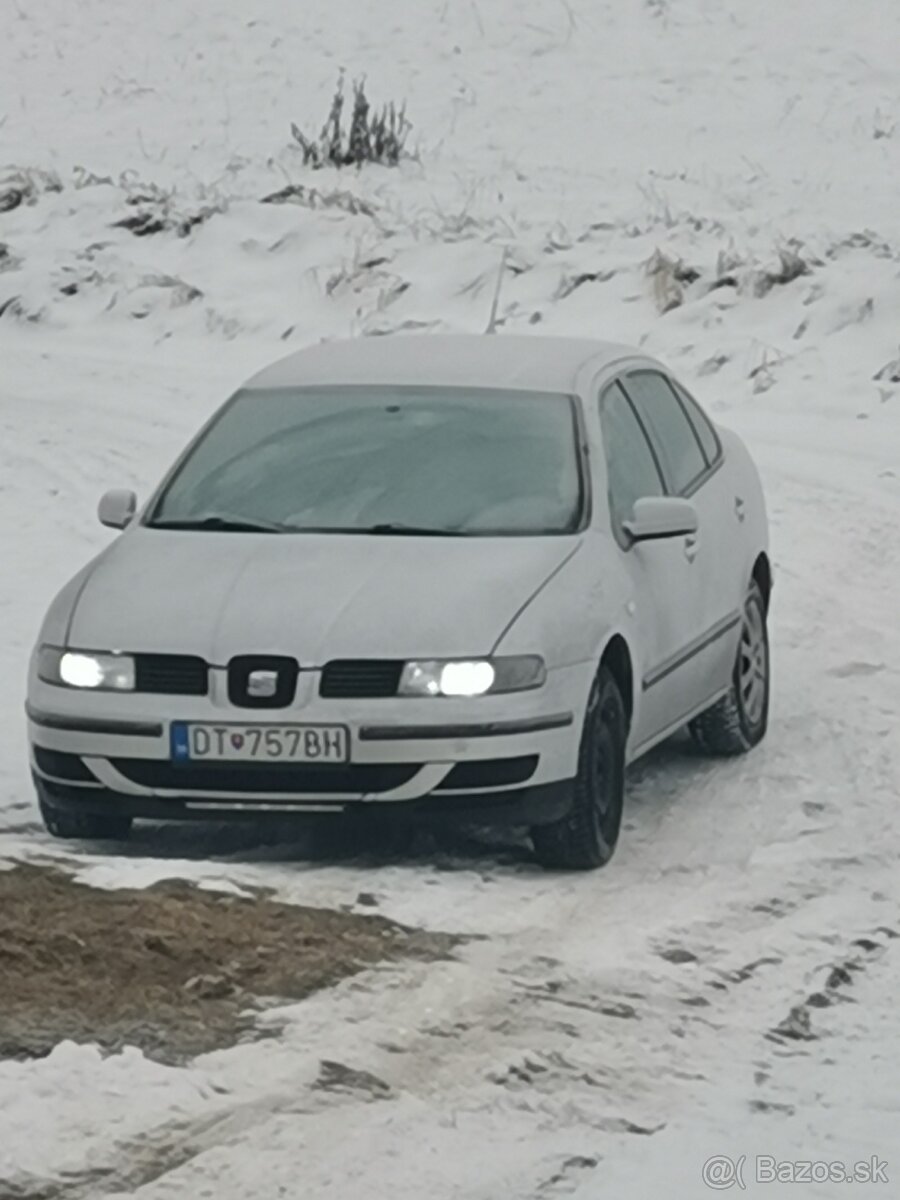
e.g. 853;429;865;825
32;555;106;654
491;530;637;727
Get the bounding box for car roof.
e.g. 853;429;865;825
245;334;638;394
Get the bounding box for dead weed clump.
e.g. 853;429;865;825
645;248;700;313
752;244;814;296
291;75;411;169
0;166;63;214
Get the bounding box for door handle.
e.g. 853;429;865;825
684;534;699;562
734;496;746;522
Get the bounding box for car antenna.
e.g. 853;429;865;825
485;247;509;334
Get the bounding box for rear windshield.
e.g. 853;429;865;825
148;386;585;536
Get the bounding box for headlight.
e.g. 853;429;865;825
38;646;136;691
398;656;545;698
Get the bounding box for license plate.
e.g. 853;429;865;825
170;722;349;764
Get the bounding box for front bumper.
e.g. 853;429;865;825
34;774;575;828
27;662;591;827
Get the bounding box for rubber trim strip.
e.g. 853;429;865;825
359;712;574;742
26;705;164;738
642;612;741;691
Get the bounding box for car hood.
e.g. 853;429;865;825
67;529;581;662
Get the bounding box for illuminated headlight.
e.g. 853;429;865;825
38;647;136;691
398;656;546;698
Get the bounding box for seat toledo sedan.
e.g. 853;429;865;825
27;334;771;869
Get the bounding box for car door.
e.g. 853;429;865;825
598;380;705;751
619;369;740;711
666;376;747;687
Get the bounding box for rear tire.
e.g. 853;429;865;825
36;779;133;841
689;580;770;756
532;667;626;870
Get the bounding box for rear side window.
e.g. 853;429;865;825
621;371;707;495
668;379;720;466
599;382;665;530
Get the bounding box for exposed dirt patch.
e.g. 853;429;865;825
0;864;457;1064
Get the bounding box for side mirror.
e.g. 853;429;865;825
98;488;138;530
623;496;698;543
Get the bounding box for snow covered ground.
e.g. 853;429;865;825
1;0;899;1195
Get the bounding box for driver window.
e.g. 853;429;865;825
599;381;666;533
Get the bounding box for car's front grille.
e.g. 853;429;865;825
33;747;95;783
319;660;404;699
134;654;208;696
110;759;420;795
436;756;538;791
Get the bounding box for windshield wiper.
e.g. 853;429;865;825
149;514;286;533
360;523;465;536
151;518;466;535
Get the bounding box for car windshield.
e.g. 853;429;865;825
147;385;585;536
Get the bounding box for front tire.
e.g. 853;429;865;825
690;580;770;756
532;666;626;870
36;779;133;841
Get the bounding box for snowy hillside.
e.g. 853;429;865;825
1;0;899;1196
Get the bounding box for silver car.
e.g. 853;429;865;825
27;335;771;869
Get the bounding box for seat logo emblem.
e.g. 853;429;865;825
247;669;279;698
